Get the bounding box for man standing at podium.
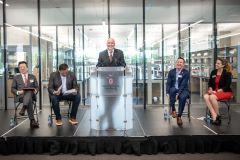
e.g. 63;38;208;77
96;38;126;67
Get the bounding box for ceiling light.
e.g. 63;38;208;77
0;0;10;6
151;19;204;47
5;23;73;50
218;32;240;40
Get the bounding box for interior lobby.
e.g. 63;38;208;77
0;0;240;155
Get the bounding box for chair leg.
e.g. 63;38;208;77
174;99;191;120
205;107;207;119
205;107;211;122
50;106;53;125
34;102;39;123
188;102;191;121
13;103;22;125
14;104;18;121
67;101;72;118
227;102;231;124
13;105;18;126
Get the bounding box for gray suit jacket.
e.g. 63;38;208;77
48;71;79;95
96;49;126;67
11;73;39;102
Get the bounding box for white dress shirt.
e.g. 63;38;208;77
61;75;67;93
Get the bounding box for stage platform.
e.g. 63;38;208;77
0;104;240;155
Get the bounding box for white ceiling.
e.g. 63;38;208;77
1;0;239;25
1;0;240;52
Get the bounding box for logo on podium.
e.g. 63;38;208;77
108;78;114;85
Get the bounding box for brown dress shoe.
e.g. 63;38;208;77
177;117;183;126
19;106;26;116
69;118;78;125
56;119;63;126
30;119;39;128
171;111;177;118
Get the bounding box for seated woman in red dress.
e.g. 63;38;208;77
203;58;233;125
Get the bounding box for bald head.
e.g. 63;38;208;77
107;38;115;52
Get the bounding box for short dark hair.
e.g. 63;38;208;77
18;61;28;67
59;63;69;71
177;57;185;63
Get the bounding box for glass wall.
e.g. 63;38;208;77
84;25;108;68
75;25;83;81
180;0;213;104
75;0;108;71
145;0;178;104
1;0;240;109
0;2;4;109
41;0;74;80
6;0;38;108
41;0;73;106
110;0;142;104
217;0;240;103
76;0;108;104
163;24;178;104
110;0;142;68
145;0;164;104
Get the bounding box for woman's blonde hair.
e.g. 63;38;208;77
217;57;232;73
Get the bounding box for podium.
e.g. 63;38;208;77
90;67;133;130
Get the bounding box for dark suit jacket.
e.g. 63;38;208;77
208;69;232;92
11;73;39;102
48;71;79;95
166;68;189;95
96;49;126;67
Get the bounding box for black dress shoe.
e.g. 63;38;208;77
212;115;221;125
216;115;221;124
19;106;26;116
30;119;39;128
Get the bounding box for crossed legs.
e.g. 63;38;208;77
204;93;219;121
22;91;39;128
169;87;189;117
23;91;34;120
169;87;189;126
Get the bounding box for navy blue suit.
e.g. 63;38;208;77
166;68;189;116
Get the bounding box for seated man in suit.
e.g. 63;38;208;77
166;57;190;126
96;38;126;67
48;63;81;126
11;61;39;128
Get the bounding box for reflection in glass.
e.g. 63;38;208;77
6;0;38;109
0;5;4;108
217;0;240;102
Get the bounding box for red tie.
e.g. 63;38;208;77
24;74;28;86
109;52;113;62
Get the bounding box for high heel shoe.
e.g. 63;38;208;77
217;115;221;124
212;115;221;125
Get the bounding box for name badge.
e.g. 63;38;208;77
178;75;182;78
212;75;216;78
30;79;34;83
